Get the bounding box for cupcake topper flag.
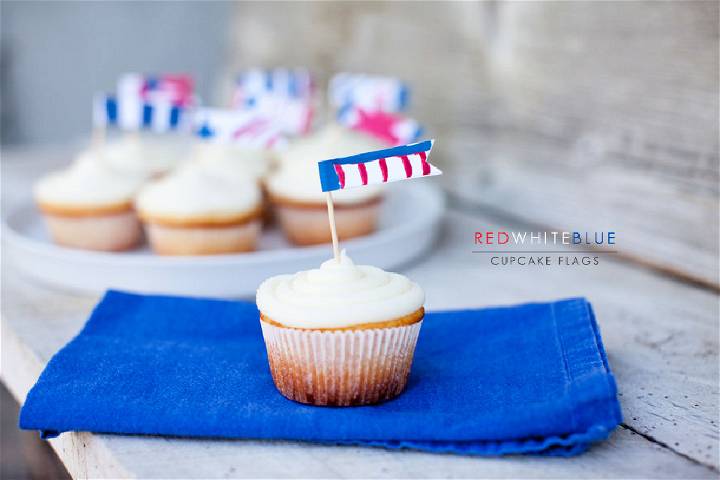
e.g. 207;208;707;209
318;139;440;261
91;93;118;149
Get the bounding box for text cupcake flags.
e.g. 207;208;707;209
318;139;440;261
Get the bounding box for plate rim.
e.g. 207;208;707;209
3;182;446;267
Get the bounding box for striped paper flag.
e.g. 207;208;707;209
318;140;439;192
116;73;194;131
194;108;287;150
232;68;313;108
329;73;409;113
92;94;118;128
232;68;314;136
337;106;423;146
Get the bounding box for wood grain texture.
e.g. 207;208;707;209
2;197;717;478
223;1;719;287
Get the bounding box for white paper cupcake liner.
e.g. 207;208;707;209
260;319;423;406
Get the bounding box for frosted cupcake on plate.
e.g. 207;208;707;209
135;162;262;255
190;141;271;183
256;250;425;406
266;124;387;245
33;151;146;251
102;133;191;179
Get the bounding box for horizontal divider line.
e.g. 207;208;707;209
471;251;618;253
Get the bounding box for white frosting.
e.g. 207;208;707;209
256;250;424;328
267;124;385;204
278;124;387;166
102;134;190;177
135;162;261;220
34;151;146;207
190;142;270;182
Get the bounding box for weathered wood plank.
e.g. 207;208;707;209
224;1;719;287
2;207;717;478
442;130;720;290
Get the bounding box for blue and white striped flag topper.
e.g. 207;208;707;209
329;73;409;113
233;68;313;108
92;93;186;133
318;140;440;193
92;94;119;128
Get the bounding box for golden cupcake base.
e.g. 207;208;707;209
260;310;423;406
270;195;382;246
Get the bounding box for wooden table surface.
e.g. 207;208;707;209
1;150;718;479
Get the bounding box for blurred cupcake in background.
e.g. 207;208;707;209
100;132;192;179
135;162;262;255
92;73;197;179
190;141;271;183
191;106;290;225
266;124;387;245
33;152;146;251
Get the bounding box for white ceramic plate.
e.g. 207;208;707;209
3;182;444;298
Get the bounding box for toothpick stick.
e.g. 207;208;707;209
325;191;340;262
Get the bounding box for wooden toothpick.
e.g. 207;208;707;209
325;191;341;262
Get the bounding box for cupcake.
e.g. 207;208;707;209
102;132;191;178
266;125;387;245
256;250;425;406
135;162;262;255
33;151;146;251
190;141;271;182
189;141;274;223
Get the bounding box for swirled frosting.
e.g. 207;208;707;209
34;151;147;208
190;142;270;182
102;133;190;177
267;124;386;205
256;250;425;328
135;162;261;222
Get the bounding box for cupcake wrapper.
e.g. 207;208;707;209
260;320;423;406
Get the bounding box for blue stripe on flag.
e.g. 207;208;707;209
169;106;181;128
142;104;153;127
288;73;297;97
398;84;410;110
412;126;424;142
336;103;353;123
106;97;118;125
318;139;434;192
197;123;214;138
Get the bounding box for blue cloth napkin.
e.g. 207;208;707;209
20;291;621;456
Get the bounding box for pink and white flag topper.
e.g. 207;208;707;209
116;73;195;131
318;140;440;192
194;108;287;151
329;73;409;113
231;68;314;136
337;106;423;146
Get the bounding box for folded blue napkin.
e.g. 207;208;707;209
20;291;621;456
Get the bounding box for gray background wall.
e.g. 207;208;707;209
1;0;231;145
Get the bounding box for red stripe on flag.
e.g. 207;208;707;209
358;163;368;185
334;164;346;188
400;155;412;178
419;151;431;175
379;158;388;182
